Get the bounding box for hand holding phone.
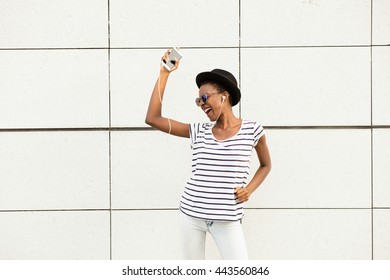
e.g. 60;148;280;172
161;47;182;71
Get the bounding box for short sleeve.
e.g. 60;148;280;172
253;122;265;147
189;123;197;148
189;123;210;148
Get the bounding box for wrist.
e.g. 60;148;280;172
245;185;254;196
160;68;171;77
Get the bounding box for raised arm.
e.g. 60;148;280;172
145;50;190;138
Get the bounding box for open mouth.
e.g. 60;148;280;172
203;107;212;118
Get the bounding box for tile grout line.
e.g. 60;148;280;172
1;207;384;213
1;125;389;133
370;0;374;261
1;45;388;51
108;0;113;261
7;207;390;214
238;0;242;119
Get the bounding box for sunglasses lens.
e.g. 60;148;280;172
195;94;208;106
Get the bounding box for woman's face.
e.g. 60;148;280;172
198;83;224;121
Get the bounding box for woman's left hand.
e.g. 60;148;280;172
235;187;250;202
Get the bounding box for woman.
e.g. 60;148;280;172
145;49;271;260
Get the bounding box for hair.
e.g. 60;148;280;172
200;81;232;106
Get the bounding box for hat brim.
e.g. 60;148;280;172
196;72;241;106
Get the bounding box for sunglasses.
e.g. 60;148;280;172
195;91;223;107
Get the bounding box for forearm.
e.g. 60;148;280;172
145;71;170;127
245;164;271;195
235;135;271;202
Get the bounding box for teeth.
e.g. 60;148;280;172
204;108;211;114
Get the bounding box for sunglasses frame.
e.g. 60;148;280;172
195;91;224;107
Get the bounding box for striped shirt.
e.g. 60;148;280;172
179;120;265;221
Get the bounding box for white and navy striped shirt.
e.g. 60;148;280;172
180;120;265;221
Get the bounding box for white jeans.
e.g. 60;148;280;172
179;212;248;260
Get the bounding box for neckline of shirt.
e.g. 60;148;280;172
210;119;245;142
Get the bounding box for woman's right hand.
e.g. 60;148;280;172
161;49;180;73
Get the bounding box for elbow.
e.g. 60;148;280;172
145;116;153;127
266;160;272;172
266;162;272;175
261;161;272;175
144;111;153;126
145;115;157;128
145;116;151;126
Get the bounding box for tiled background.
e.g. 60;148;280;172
0;0;389;260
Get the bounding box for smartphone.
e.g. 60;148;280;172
161;47;182;71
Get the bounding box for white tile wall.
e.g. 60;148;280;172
373;0;390;45
112;209;375;260
0;0;108;48
246;129;371;209
110;0;239;48
111;131;191;209
0;211;110;260
0;132;109;210
244;209;372;259
373;130;390;207
241;47;371;126
0;50;109;128
110;48;239;127
373;210;390;260
372;47;390;125
111;210;182;259
241;0;371;47
1;0;389;261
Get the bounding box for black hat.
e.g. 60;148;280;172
196;69;241;106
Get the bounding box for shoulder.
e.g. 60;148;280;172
242;120;265;146
242;120;263;131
